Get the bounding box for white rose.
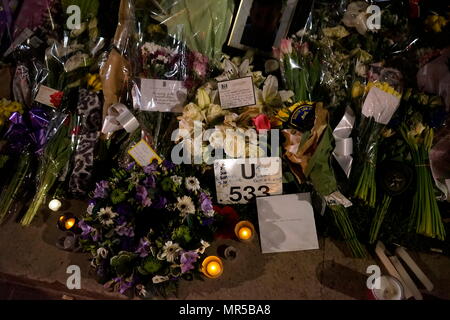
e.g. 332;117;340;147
206;104;225;123
182;103;204;122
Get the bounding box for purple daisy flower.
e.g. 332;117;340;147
143;162;158;175
180;251;199;273
151;196;168;209
115;223;135;238
136;185;152;208
144;175;156;189
163;160;176;170
200;192;213;213
135;238;151;258
93;180;109;199
78;220;93;239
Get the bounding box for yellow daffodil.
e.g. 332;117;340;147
365;81;402;99
352;81;365;98
425;15;448;33
86;73;102;92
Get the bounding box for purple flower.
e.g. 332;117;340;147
126;162;136;171
144;175;156;189
91;229;101;242
200;192;213;213
151;196;168;209
135;238;150;258
201;217;214;227
94;180;109;199
180;251;199;273
116;203;132;218
115;223;135;238
163;160;176;170
136;185;152;207
112;277;134;295
78;220;93;239
144;162;158;175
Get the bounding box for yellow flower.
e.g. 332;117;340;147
381;128;395;138
147;24;165;35
86;73;102;92
425;15;448;33
352;81;365;98
365;81;402;99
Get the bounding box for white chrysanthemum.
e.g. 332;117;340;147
195;240;211;255
97;247;108;259
171;175;183;186
176;196;196;216
98;207;118;226
152;275;170;284
185;177;201;192
157;241;181;263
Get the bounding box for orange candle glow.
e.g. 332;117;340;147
65;218;76;230
238;227;252;240
201;256;223;278
234;221;255;242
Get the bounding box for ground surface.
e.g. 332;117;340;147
0;200;449;300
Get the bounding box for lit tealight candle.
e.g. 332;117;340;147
65;218;76;230
234;221;255;242
238;227;252;240
201;256;223;279
206;261;221;277
57;214;78;232
49;199;62;212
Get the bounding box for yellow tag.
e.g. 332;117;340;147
128;139;162;167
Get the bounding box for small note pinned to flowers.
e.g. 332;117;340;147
218;76;256;109
128;140;162;167
35;85;64;108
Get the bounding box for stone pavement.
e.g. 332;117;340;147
0;200;449;300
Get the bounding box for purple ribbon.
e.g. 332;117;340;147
5;108;50;155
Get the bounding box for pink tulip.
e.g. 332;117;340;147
280;39;293;55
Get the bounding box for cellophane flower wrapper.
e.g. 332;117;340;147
353;67;404;207
79;162;217;297
20;112;79;226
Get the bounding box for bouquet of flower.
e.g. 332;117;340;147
276;38;321;103
78;160;216;297
20;113;78;226
175;56;293;164
401;116;446;241
353;67;404;208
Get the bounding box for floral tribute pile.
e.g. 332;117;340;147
0;0;449;298
79;160;216;297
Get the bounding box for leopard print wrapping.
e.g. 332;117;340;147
69;89;102;196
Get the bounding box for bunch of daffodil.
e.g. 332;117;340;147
400;118;446;241
424;15;448;33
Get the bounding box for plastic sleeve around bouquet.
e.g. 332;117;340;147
20;112;78;226
149;0;235;63
353;67;403;207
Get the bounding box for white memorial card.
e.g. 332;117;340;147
218;76;256;109
34;85;63;108
214;157;282;204
136;79;187;112
257;193;320;254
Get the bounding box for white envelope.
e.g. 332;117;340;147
257;193;320;254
